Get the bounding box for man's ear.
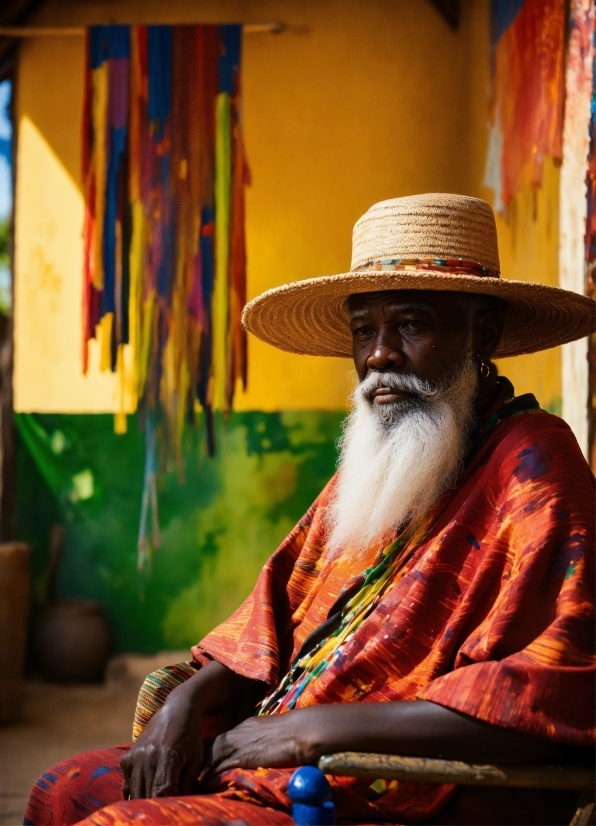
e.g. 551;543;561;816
475;309;505;360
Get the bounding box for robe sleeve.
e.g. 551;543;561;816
418;415;595;746
191;477;337;687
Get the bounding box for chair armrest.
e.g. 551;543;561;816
317;752;595;791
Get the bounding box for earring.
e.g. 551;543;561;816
479;357;490;378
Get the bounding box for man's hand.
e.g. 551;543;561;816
209;713;313;774
120;660;252;799
121;684;205;799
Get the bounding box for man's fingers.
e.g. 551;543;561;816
209;732;229;771
130;761;146;800
209;730;252;774
152;749;183;798
180;749;204;795
120;753;131;799
208;754;236;774
207;748;241;775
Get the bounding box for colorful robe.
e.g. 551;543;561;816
26;391;595;826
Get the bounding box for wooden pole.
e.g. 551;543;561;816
0;313;15;542
0;23;284;37
318;752;595;791
0;542;30;723
559;0;595;460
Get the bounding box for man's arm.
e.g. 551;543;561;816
122;670;564;798
209;700;563;775
121;660;261;799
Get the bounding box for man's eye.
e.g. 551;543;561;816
401;319;424;331
352;326;373;338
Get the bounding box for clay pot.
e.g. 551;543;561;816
0;543;31;723
34;599;111;683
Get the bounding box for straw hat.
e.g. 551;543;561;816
241;193;596;358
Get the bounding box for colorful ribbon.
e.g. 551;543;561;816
82;25;248;565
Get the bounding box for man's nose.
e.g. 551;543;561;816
366;335;403;371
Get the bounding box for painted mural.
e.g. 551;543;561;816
17;410;343;653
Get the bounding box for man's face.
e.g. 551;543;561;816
330;289;481;554
348;290;472;401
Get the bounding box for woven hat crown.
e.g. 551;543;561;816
351;193;501;272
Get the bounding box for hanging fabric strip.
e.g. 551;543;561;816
82;24;248;566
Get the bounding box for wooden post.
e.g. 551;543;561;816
0;542;30;723
559;0;595;459
0;312;15;541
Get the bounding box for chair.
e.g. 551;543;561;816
288;753;595;826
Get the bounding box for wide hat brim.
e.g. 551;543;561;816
241;270;596;359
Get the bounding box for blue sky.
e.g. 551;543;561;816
0;80;12;220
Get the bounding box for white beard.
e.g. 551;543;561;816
326;353;479;557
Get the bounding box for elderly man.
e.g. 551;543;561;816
27;195;595;826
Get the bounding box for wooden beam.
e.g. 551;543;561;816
318;753;595;791
0;0;47;65
0;22;285;37
0;0;46;26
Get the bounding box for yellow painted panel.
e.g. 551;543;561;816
492;159;562;411
13;114;137;413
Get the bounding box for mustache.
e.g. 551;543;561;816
358;371;438;404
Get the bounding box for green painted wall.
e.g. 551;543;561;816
17;411;343;654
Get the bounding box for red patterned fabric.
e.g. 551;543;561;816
24;748;127;826
26;403;595;825
24;747;295;826
192;409;595;822
24;744;579;826
195;412;594;745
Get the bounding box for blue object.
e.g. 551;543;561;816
147;26;173;138
101;126;126;323
89;26;130;69
490;0;524;47
288;767;335;826
218;25;242;94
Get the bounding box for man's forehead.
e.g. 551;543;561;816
347;289;452;315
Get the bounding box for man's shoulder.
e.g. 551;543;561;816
493;408;581;448
484;408;594;488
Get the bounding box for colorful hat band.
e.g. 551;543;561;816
355;258;501;278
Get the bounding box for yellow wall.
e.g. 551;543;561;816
13;0;562;414
492;161;561;412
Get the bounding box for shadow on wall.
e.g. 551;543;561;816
17;410;343;655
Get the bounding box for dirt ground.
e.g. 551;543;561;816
0;652;188;825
